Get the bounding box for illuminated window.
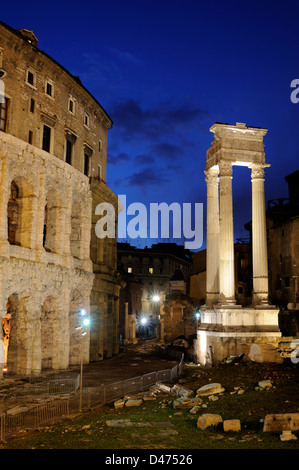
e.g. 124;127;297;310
128;267;132;273
149;267;154;274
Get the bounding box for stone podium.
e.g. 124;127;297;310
197;122;281;365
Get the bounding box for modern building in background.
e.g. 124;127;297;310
117;242;192;338
0;22;121;375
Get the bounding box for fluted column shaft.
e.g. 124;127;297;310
251;164;269;305
218;161;235;304
205;168;219;304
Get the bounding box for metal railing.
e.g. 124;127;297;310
0;354;184;440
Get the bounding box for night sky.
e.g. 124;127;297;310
2;0;299;251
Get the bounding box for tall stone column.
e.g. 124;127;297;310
205;168;219;305
218;160;235;304
250;163;269;305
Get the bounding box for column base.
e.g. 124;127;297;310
196;306;281;365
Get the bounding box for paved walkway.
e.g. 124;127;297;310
75;341;180;388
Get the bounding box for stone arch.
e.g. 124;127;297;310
7;176;35;248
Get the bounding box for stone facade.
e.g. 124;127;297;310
0;23;120;375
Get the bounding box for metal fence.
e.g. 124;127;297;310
0;354;184;440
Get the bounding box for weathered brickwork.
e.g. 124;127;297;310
0;23;120;375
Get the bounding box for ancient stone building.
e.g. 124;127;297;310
0;22;121;376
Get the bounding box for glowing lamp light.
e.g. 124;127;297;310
152;295;160;302
83;318;90;327
79;309;86;317
140;317;148;325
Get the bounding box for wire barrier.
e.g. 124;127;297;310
0;354;184;440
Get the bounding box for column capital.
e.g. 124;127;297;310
250;163;270;180
219;160;233;177
204;168;219;186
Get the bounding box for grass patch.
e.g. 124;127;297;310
2;361;299;450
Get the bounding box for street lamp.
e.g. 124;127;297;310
76;309;90;412
152;294;160;302
195;309;201;330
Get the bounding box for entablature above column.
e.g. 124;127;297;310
206;122;268;171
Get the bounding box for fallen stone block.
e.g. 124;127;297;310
280;430;297;441
223;419;241;432
263;413;299;432
196;383;225;397
197;413;223;430
114;399;125;409
258;380;272;390
190;405;201;414
143;395;157;401
173;398;194;409
125;399;143;407
248;343;283;364
208;395;219;401
171;384;194;398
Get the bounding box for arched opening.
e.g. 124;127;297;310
7;177;34;248
41;296;58;370
4;294;24;374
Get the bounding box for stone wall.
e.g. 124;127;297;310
0;132;94;374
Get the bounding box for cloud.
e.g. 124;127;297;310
125;167;170;188
150;142;182;160
108;152;131;165
134;154;156;165
109;99;209;140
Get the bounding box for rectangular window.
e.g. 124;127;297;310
30;98;35;113
65;139;72;165
84;152;90;176
69;99;74;113
98;164;102;179
84;112;90;127
42;124;51;152
0;97;8;132
27;70;35;86
99;139;102;152
28;130;33;144
46;82;53;96
128;267;132;273
149;267;154;274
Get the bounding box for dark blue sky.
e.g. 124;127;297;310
2;0;299;250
